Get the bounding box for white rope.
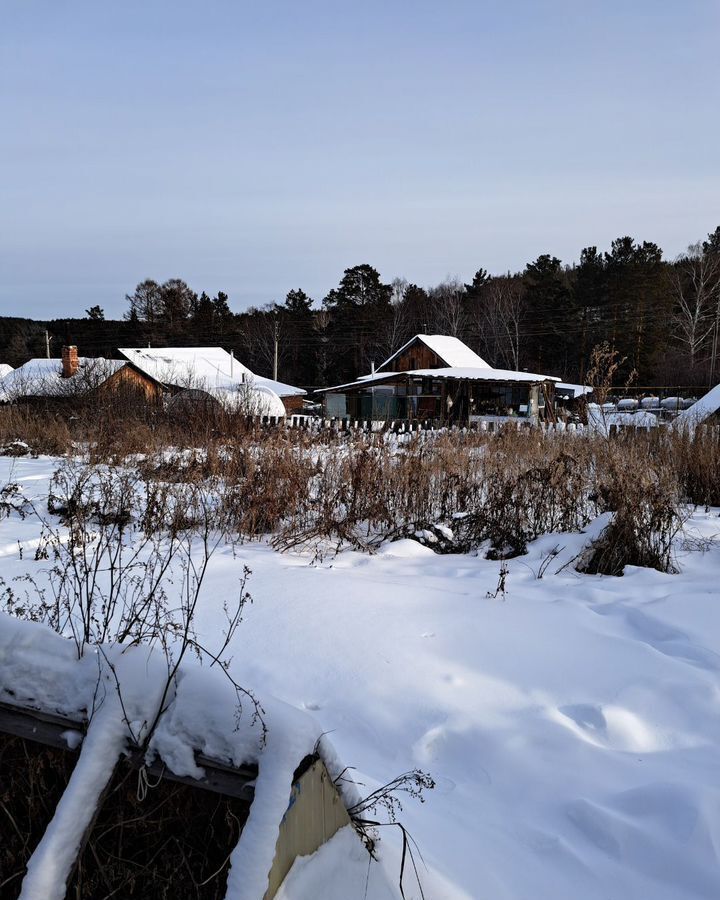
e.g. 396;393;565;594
136;763;165;802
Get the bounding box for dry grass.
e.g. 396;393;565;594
2;400;718;574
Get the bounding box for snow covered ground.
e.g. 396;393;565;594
2;454;720;899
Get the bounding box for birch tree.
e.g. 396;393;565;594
669;242;720;372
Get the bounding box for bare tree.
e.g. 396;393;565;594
375;280;413;363
312;308;332;386
669;243;720;373
124;279;162;323
468;275;525;370
390;277;408;307
429;278;466;337
242;306;288;379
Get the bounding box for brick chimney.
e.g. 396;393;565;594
61;345;79;378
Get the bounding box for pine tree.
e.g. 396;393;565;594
523;255;575;375
213;291;232;319
160;279;195;326
323;264;391;310
284;288;313;315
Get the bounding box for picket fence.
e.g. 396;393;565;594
245;415;720;439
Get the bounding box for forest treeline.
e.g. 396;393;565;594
2;227;720;390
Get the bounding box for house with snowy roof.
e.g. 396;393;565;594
0;346;126;404
316;334;559;424
118;347;306;417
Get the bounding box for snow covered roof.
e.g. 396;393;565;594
119;347;305;398
316;366;559;393
556;382;593;399
377;334;491;371
584;406;659;436
169;384;287;418
0;357;123;402
671;382;720;431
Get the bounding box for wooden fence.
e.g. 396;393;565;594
244;415;720;439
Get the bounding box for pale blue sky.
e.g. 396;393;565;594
1;0;719;318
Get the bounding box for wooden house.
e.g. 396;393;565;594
118;347;306;415
317;334;559;425
0;347;130;403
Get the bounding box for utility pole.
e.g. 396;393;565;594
45;330;51;358
273;311;279;381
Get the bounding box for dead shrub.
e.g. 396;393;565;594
1;402;707;574
672;428;720;507
579;435;684;575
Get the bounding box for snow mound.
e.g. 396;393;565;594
0;612;358;900
275;826;399;900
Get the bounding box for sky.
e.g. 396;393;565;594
1;0;719;319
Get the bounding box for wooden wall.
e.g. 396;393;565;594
100;365;163;402
281;394;305;414
382;340;442;373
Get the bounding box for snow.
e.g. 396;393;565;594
3;454;720;899
225;702;326;900
318;365;558;394
213;384;287;417
20;647;171;900
169;384;287;418
556;382;592;399
377;335;492;371
0;362;14;379
0;487;356;900
275;826;398;900
320;333;558;394
0;358;123;402
119;347;305;399
0;603;354;900
146;666;356;900
672;382;720;432
586;406;658;434
0;615;177;898
411;365;558;383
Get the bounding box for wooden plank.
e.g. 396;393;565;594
0;701;258;801
264;758;351;900
0;700;82;750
